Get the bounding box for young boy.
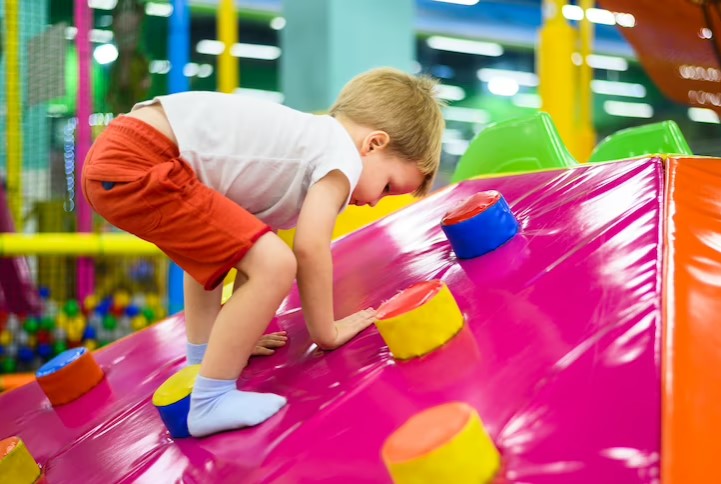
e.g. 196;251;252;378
81;67;445;437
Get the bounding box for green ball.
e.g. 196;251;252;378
23;317;39;334
142;308;155;322
102;315;117;330
2;358;17;373
64;299;81;317
39;316;55;331
53;340;67;355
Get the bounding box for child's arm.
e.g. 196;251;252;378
294;170;377;350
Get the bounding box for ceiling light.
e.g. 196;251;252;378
436;85;466;101
427;36;503;57
88;0;117;10
513;93;542;109
93;44;118;65
197;40;281;60
270;17;286;30
433;0;481;5
604;100;653;118
443;106;490;124
478;68;538;87
487;77;519;96
591;80;646;98
146;2;173;17
688;107;720;123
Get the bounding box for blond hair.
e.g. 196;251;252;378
330;67;445;197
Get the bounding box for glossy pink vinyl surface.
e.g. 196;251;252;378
0;158;663;483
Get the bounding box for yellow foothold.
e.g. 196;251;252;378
152;365;201;438
0;436;41;484
375;280;464;360
152;365;200;407
382;402;501;484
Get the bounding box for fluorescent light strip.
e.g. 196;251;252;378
488;78;519;96
478;68;538;87
604;100;653;118
591;79;646;98
427;36;503;57
65;27;114;43
89;0;117;10
513;93;542;109
436;85;466;101
443;139;470;156
146;2;173;17
688;107;720;123
561;5;635;27
587;54;628;71
433;0;481;5
443;106;490;124
197;40;281;60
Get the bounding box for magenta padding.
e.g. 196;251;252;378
0;158;663;483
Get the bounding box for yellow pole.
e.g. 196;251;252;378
217;0;238;93
577;0;596;161
0;234;161;256
538;0;578;158
6;0;23;230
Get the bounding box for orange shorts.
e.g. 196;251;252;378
81;116;271;290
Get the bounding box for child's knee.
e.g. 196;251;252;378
239;233;297;288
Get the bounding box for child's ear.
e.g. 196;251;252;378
363;131;390;154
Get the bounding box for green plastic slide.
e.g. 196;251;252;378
588;120;693;163
451;112;578;183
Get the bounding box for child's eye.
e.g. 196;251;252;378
384;183;391;194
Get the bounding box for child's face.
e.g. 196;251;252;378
351;151;424;207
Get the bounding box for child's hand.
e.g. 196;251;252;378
251;331;288;356
327;308;377;349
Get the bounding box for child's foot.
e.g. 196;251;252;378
186;342;207;365
187;375;287;437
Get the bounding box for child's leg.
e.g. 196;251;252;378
183;273;222;365
187;232;296;437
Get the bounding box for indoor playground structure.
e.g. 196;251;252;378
2;0;721;483
1;111;719;482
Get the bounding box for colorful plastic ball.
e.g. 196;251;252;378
23;317;39;335
38;286;51;299
53;341;68;356
84;340;98;351
64;300;81;317
18;346;34;363
113;291;131;309
131;316;147;331
84;294;99;313
0;330;11;346
56;312;68;330
36;331;51;346
37;343;53;359
125;305;140;318
102;315;117;331
83;326;97;340
2;358;17;373
142;308;155;323
146;294;160;308
39;316;55;332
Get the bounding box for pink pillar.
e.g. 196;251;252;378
75;0;94;303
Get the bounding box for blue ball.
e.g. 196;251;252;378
37;343;53;359
125;305;141;317
18;346;35;363
83;325;98;340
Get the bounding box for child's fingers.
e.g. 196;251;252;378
252;346;275;356
260;337;287;348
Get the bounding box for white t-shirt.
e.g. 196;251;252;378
132;91;363;229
